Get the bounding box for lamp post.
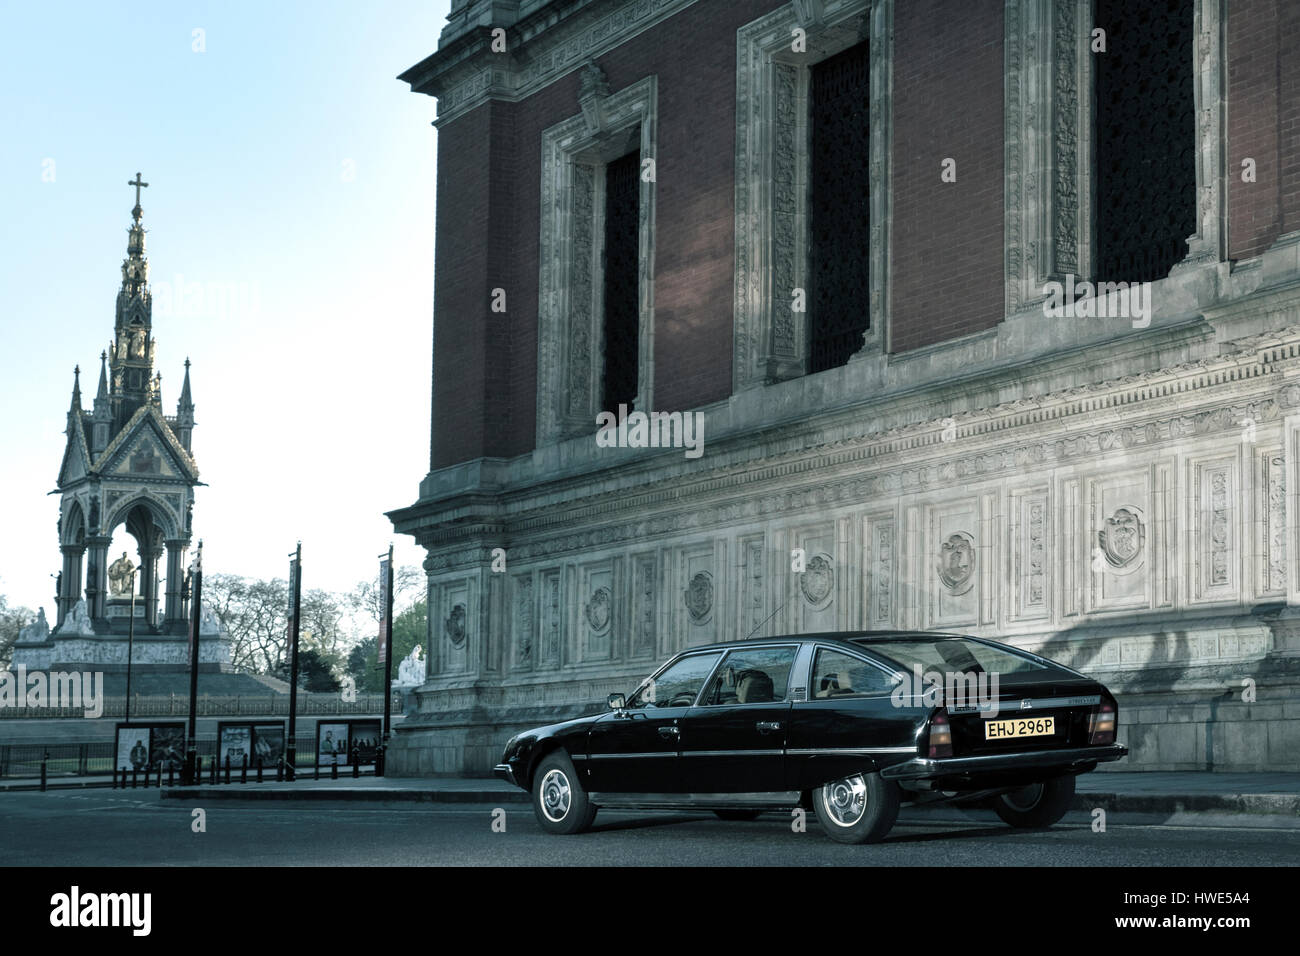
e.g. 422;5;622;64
124;566;138;724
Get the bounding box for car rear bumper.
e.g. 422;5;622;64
881;743;1128;783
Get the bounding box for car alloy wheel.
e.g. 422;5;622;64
539;768;572;822
811;770;900;844
531;751;598;835
820;775;869;828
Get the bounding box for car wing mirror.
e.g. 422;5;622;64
607;693;626;711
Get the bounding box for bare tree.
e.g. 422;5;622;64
203;574;290;674
346;565;423;626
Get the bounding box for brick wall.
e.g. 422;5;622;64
1226;0;1300;260
889;0;1004;353
430;1;784;468
1227;0;1281;260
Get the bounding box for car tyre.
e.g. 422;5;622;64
531;751;597;835
713;809;763;821
993;775;1075;828
812;772;900;844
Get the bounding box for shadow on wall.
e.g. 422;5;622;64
1033;602;1293;773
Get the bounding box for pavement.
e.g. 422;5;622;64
7;769;1300;821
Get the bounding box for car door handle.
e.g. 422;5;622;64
756;721;782;733
658;725;680;738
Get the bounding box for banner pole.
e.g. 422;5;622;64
182;541;203;785
286;542;302;781
380;545;395;775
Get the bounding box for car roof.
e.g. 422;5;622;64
685;630;972;654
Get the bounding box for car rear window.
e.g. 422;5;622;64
853;637;1052;676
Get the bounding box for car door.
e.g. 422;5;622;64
677;644;799;793
585;651;722;793
784;644;914;791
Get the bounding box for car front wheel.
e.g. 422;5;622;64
531;752;597;835
993;775;1075;828
812;772;899;844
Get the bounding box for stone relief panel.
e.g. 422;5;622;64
676;544;718;647
792;526;836;633
630;552;658;660
1257;449;1287;598
539;569;562;669
737;534;766;640
928;499;980;629
1010;489;1051;622
1190;456;1240;604
510;572;535;672
864;514;895;629
1087;471;1151;613
579;563;614;662
440;579;472;675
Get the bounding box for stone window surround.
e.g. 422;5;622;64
733;0;892;392
536;74;658;445
1003;0;1227;314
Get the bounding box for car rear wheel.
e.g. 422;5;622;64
531;752;597;835
713;809;763;821
812;772;899;844
993;775;1075;828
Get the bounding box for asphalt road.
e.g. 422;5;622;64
1;791;1297;866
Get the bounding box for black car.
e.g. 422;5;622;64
495;630;1127;843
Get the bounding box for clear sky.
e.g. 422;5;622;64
0;1;450;613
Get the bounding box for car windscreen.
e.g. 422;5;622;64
852;637;1053;676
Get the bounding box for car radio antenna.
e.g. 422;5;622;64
745;602;785;640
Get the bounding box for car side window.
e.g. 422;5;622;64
700;646;797;706
811;648;900;699
627;653;722;709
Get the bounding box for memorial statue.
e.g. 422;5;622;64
108;552;135;597
396;645;425;687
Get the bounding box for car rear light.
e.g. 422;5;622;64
927;708;953;758
1089;695;1117;745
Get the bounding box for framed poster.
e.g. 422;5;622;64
350;721;381;765
218;724;252;766
114;722;185;772
115;727;151;772
151;725;185;771
251;723;285;767
317;722;348;766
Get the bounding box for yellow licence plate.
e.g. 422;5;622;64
984;716;1055;740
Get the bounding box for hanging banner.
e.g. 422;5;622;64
377;555;391;666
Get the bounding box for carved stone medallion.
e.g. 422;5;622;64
444;602;467;647
799;553;834;608
1098;507;1144;569
684;571;713;624
937;532;976;594
585;586;612;634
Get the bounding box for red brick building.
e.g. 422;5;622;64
389;0;1300;774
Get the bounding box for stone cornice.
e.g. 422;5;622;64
399;0;698;125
